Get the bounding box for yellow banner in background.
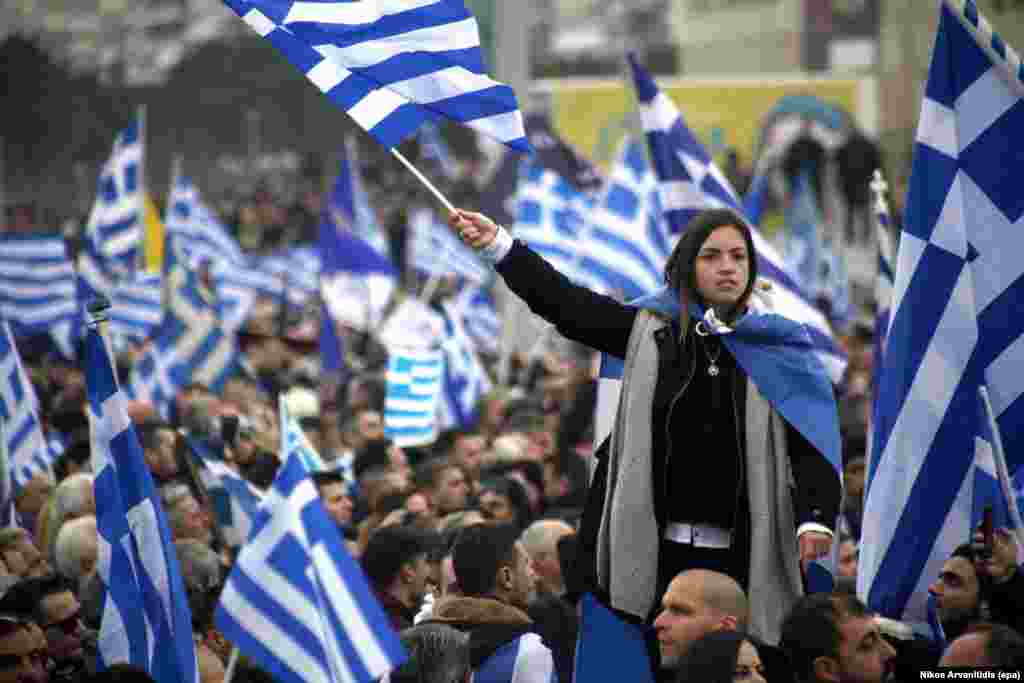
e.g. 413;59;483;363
545;77;866;170
143;192;165;273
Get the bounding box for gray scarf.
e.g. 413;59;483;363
596;310;803;644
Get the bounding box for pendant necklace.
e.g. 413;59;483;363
701;336;722;377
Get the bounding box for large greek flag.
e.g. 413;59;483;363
222;0;529;152
858;0;1024;622
85;322;198;682
215;429;406;683
627;55;846;382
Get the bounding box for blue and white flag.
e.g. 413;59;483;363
583;138;673;300
859;0;1024;622
383;348;444;448
166;174;247;268
0;233;80;357
189;440;265;548
84;119;143;274
513;163;605;292
328;140;390;259
409;209;490;288
321;209;397;332
281;396;326;473
627;54;846;382
222;0;529;152
85;323;197;682
126;246;239;417
215;426;407;683
438;300;491;430
108;271;163;346
0;321;55;492
456;285;500;356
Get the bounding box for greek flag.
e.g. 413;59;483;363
583;138;673;300
166;174;247;267
281;396;326;473
84;323;198;682
409;209;490;287
0;320;55;492
438;300;491;430
328;140;390;259
215;428;407;683
513;163;604;292
627;55;846;382
222;0;529;152
126;247;239;417
84;119;143;273
858;0;1024;622
108;272;162;345
188;441;265;548
384;348;444;447
0;233;80;356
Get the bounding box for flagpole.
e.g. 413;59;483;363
978;386;1024;547
390;148;456;215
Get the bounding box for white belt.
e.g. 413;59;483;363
664;522;732;549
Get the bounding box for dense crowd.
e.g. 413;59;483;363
0;171;1019;683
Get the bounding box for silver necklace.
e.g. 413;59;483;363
701;336;723;377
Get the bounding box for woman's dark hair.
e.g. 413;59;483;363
663;208;758;322
674;630;751;683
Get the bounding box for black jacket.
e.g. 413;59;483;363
497;241;842;586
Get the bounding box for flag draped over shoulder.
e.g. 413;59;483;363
859;0;1024;622
215;426;406;683
222;0;529;152
85;321;197;682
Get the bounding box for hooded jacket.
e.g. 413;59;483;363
430;596;558;683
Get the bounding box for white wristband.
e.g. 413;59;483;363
480;224;514;264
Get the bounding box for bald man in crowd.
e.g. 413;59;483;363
652;569;749;678
520;520;575;598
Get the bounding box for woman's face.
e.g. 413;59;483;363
693;224;750;312
733;640;766;683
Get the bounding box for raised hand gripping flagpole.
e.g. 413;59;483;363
978;385;1024;548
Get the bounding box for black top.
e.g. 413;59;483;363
666;332;745;530
495;240;841;535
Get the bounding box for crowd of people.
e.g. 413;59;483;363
0;161;1020;683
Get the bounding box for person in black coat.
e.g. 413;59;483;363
449;207;842;644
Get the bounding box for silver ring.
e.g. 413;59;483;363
695;321;709;337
